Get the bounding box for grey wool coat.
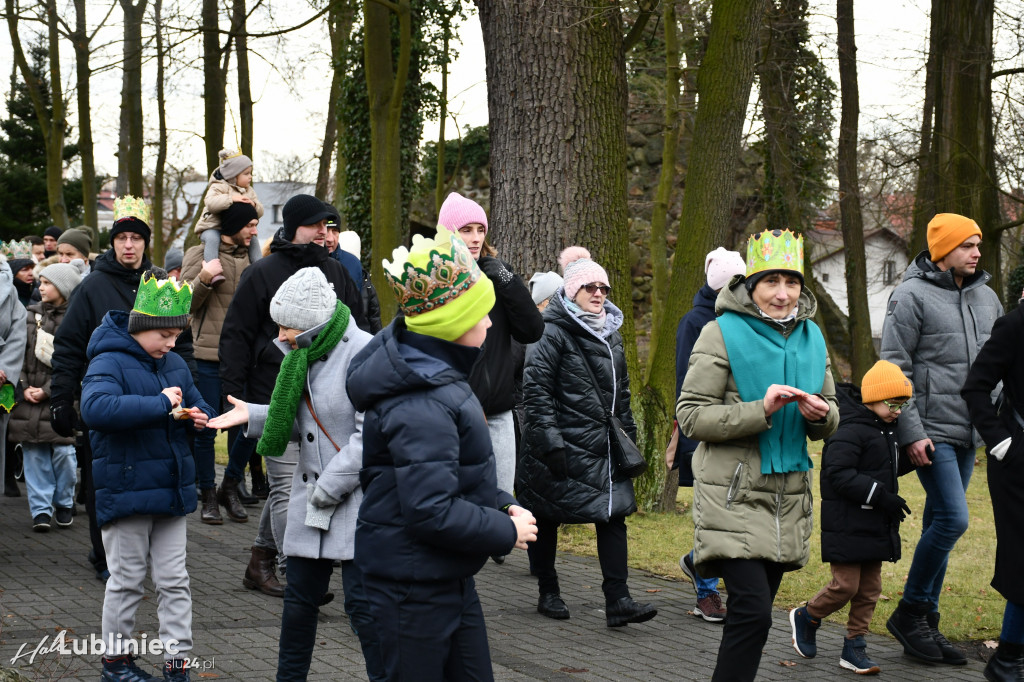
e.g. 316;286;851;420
245;316;371;561
880;251;1002;449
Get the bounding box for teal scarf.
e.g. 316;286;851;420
717;310;826;474
257;301;350;457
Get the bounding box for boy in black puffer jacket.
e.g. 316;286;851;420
789;360;916;675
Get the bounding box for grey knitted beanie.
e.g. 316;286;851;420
38;262;84;300
270;267;337;331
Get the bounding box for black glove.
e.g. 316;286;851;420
477;256;514;288
50;400;79;438
878;492;911;521
546;449;568;481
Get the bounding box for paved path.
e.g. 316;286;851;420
0;487;988;681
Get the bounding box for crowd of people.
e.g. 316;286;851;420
0;165;1021;682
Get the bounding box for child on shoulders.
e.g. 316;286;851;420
194;148;264;281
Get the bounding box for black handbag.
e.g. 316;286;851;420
568;335;648;479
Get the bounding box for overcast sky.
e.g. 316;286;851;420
0;0;939;183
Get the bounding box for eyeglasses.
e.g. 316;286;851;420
582;283;611;295
882;398;911;412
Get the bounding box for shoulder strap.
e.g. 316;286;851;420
566;333;614;414
303;394;341;452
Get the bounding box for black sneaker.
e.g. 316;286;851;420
679;552;698;591
925;611;967;665
789;606;819;658
54;507;73;527
605;596;657;627
32;513;51;532
886;599;943;663
537;593;570;620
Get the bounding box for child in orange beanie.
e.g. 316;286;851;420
789;360;915;675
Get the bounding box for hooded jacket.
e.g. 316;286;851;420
880;250;1002;448
674;283;719;485
820;384;913;564
516;292;638;523
347;319;518;582
50;249;197;406
219;235;367;404
8;301;74;445
676;280;839;577
81;310;215;528
0;257;28;392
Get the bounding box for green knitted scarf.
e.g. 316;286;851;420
257;301;350;457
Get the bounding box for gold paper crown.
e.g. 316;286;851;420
382;227;484;316
113;196;151;226
746;229;804;277
132;272;193;318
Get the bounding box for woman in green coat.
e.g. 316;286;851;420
676;229;839;682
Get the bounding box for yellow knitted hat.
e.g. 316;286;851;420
861;360;913;404
927;213;981;262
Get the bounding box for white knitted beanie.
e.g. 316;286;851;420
270;267;337;331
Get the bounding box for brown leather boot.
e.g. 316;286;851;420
242;545;284;597
199;488;222;525
217;477;249;522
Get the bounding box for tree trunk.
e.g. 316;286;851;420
639;0;768;510
73;0;97;235
151;0;167;266
120;0;147;196
910;6;940;258
434;5;450;214
318;0;354;202
203;0;226;173
6;0;69;226
364;0;410;321
234;0;253;158
836;0;875;381
914;0;1000;292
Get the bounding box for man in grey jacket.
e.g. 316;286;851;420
880;212;1002;666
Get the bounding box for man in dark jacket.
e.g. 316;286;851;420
50;198;197;582
880;212;1002;665
673;247;745;624
218;193;367;596
323;202;382;333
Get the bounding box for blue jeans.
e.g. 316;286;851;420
277;556;384;681
1003;601;1024;644
224;432;256;482
902;442;974;609
688;550;721;599
22;442;76;517
193;360;221;490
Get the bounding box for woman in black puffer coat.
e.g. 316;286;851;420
517;247;656;628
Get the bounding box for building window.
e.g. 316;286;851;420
821;273;829;282
883;260;896;285
272;204;282;223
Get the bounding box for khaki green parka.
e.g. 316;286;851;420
675;280;839;577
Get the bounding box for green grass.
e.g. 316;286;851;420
556;442;1003;642
214;431;230;466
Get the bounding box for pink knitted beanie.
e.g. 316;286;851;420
559;246;610;300
437;193;488;233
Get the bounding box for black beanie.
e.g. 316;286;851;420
744;269;805;292
220;202;260;236
281;194;333;241
44;225;63;240
111;217;152;246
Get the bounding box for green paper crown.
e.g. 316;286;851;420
132;273;193;318
113;196;151;226
382;226;483;316
1;240;33;260
0;383;15;413
746;229;804;277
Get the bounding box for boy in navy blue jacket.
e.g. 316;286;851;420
81;268;215;682
788;360;915;675
347;228;537;681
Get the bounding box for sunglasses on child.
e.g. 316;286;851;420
581;283;611;295
882;398;911;412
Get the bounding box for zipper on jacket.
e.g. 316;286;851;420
725;462;743;509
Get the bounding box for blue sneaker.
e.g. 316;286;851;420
101;655;155;681
163;658;190;682
840;635;881;674
789;606;820;659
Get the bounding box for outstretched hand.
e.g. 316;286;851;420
207;395;249;430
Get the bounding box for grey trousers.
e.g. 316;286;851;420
101;514;192;660
487;410;516;494
253;441;299;570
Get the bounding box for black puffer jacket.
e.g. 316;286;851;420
51;249;197;406
820;384;913;563
517;292;637;523
219;235;367;404
468;257;544;415
347;319;518;582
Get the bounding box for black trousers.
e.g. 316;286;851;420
712;559;786;682
528;515;630;603
77;438;106;574
363;574;493;682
